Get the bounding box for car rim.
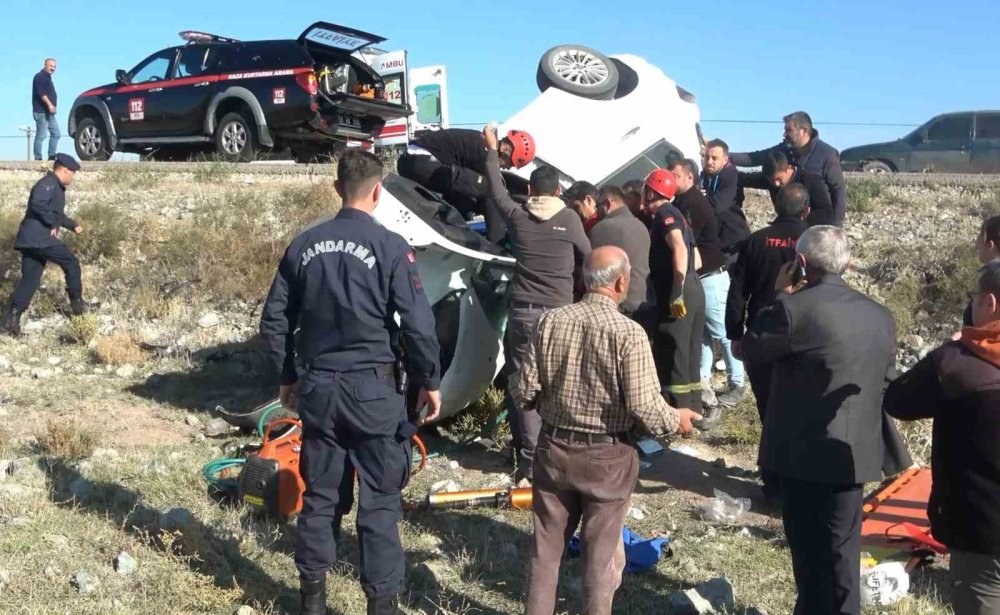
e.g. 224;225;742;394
222;121;247;155
79;126;101;156
552;49;610;86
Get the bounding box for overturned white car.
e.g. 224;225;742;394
373;45;703;421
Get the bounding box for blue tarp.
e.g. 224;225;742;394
568;527;671;573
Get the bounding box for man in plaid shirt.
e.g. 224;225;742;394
513;245;701;615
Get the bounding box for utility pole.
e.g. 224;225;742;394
17;126;35;161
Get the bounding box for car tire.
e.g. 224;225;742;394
74;117;112;161
214;112;257;162
861;160;894;174
536;44;619;100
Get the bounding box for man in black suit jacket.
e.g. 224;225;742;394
741;226;896;615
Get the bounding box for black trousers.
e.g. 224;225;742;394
294;367;412;600
11;245;82;311
654;276;705;409
781;478;863;615
503;303;549;480
397;153;506;243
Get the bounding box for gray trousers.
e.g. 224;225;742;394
952;550;1000;615
504;303;548;480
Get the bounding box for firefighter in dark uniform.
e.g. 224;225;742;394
260;150;442;615
2;154;95;337
725;183;809;499
646;168;705;411
396;127;535;243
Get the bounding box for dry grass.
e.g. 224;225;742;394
35;418;98;460
67;201;135;261
93;333;149;366
62;314;100;345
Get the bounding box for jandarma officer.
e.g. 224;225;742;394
2;153;97;337
260;149;441;615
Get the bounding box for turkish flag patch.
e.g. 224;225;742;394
407;251;416;263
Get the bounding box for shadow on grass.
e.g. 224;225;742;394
127;337;276;417
44;458;321;615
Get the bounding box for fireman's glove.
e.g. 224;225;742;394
670;280;687;319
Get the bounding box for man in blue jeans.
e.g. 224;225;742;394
32;59;60;161
668;159;745;423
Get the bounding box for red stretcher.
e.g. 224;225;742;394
861;468;946;569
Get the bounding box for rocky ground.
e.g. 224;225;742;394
0;162;998;614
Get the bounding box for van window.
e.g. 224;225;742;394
976;114;1000;140
927;116;972;141
598;139;684;188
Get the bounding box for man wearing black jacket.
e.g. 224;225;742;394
730;111;847;227
885;260;1000;615
396;127;535;243
727;183;810;423
482;126;590;483
741;225;895;615
740;150;834;227
700;140;750;258
2;154;94;337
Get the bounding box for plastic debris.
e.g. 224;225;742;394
698;489;751;523
861;562;909;606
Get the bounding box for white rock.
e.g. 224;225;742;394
448;460;460;471
8;516;31;526
72;571;100;595
429;480;461;495
235;606;255;615
115;365;137;379
0;356;9;371
185;415;202;428
198;312;221;328
114;551;138;576
628;506;647;521
47;357;62;366
0;569;12;585
43;564;61;578
30;368;55;380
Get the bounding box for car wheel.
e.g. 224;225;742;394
536;44;619;100
214;112;257;162
75;117;112;161
861;160;894;174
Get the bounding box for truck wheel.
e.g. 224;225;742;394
536;45;619;100
75;117;112;161
214;112;257;162
861;160;894;174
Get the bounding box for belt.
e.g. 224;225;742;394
544;423;631;445
698;264;728;280
303;362;394;378
510;300;551;311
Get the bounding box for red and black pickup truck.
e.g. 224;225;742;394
68;22;411;162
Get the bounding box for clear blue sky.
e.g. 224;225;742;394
1;0;997;160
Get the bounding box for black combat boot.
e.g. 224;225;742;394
367;595;404;615
693;405;726;432
68;295;99;316
0;304;23;337
299;577;327;615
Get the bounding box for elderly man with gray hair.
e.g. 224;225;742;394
741;225;896;615
513;245;701;615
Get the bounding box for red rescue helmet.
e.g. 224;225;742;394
506;130;536;168
644;168;677;200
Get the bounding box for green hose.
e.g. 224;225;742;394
202;458;245;490
256;401;284;437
